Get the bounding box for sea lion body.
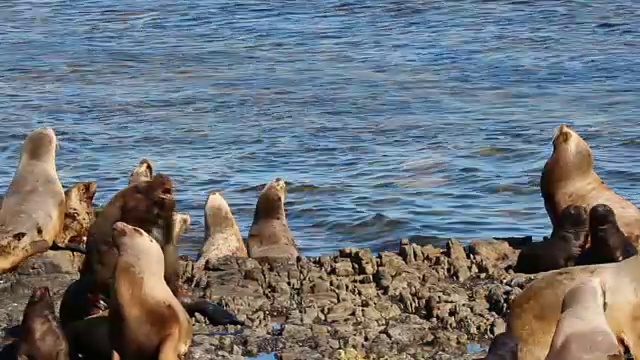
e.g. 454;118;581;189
541;124;640;246
196;191;247;267
0;128;65;273
544;278;623;360
247;178;298;259
110;221;192;360
17;286;69;360
577;204;638;265
506;255;640;360
514;205;588;274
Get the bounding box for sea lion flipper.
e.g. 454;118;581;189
179;297;244;326
49;242;87;255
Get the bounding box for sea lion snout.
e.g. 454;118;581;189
112;221;132;239
590;204;617;227
552;124;573;146
30;286;51;302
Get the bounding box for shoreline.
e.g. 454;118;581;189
0;236;534;360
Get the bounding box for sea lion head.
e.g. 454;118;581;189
127;173;176;217
24;286;55;318
129;158;154;186
205;192;236;230
65;181;98;208
558;204;589;230
589;204;617;228
548;124;594;177
22;127;57;163
253;177;287;222
112;221;156;250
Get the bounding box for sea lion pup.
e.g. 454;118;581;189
196;191;247;268
484;332;518;360
504;253;640;360
513;204;588;274
16;286;69;360
247;177;298;259
110;221;192;360
544;278;623;360
0;127;66;274
128;158;153;186
577;204;638;265
541;124;640;246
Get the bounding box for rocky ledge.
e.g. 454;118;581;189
0;238;539;360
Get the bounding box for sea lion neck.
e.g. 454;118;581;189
253;190;285;222
205;204;236;235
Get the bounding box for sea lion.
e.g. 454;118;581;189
504;254;640;360
16;286;69;360
484;332;518;360
513;204;588;274
0;128;66;274
544;278;623;360
247;177;298;259
541;124;640;246
16;181;96;275
577;204;638;265
128;158;153;186
196;191;247;268
60;174;241;327
109;221;192;360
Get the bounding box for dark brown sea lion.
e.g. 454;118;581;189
0;128;66;274
505;254;640;359
484;332;518;360
541;124;640;246
110;221;192;360
128;158;153;186
247;178;298;259
513;205;588;274
196;191;247;269
59;174;242;327
577;204;638;265
544;277;624;360
16;286;69;360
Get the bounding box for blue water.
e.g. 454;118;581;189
1;0;639;257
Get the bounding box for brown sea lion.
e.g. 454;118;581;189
16;286;69;360
128;158;153;186
110;221;193;360
544;278;624;360
59;174;242;327
541;124;640;246
577;204;638;265
196;191;247;268
247;178;298;259
504;254;640;360
513;205;588;274
0;127;66;274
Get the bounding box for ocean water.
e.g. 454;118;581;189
0;0;639;257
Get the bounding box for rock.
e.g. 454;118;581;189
446;240;470;282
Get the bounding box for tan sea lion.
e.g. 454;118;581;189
16;286;69;360
541;124;640;246
247;177;298;259
0;127;66;274
577;204;638;265
514;205;588;274
196;191;247;268
128;158;153;186
109;221;193;360
544;277;623;360
17;181;97;274
505;254;640;360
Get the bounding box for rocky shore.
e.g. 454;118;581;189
0;236;539;360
